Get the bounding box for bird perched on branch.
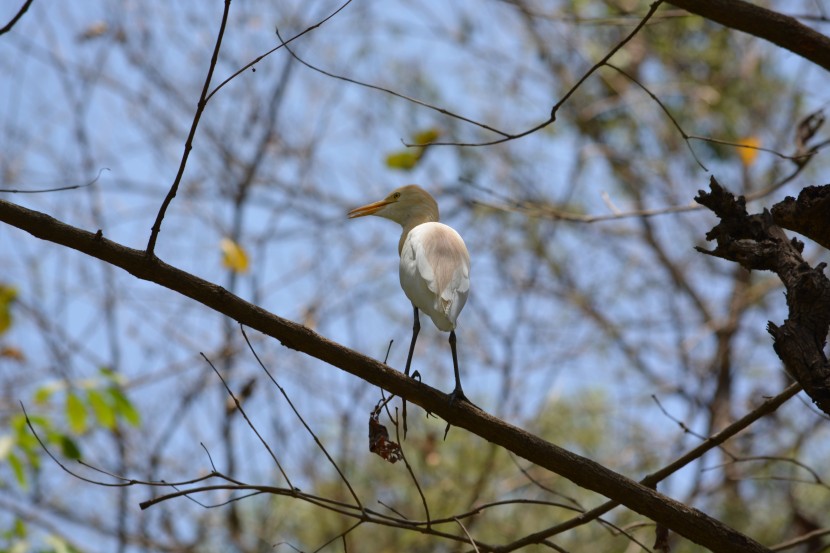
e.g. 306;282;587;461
348;185;471;410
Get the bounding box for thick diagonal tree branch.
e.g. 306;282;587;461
0;197;771;553
695;177;830;415
667;0;830;73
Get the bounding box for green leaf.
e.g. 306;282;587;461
98;366;122;384
7;452;26;488
34;384;56;404
13;518;27;538
87;389;116;429
109;387;141;427
59;435;82;460
65;393;87;434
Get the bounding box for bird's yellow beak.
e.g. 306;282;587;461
347;198;394;219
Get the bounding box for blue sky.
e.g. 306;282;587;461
2;1;829;551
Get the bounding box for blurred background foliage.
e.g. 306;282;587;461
1;0;829;551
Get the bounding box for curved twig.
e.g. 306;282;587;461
0;0;34;35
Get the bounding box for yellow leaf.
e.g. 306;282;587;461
0;284;17;335
737;136;761;166
412;127;441;145
220;238;250;273
384;128;443;171
385;150;422;171
77;21;108;42
0;346;24;362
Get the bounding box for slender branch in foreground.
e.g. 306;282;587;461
146;0;232;256
0;198;771;553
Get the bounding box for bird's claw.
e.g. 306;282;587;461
448;387;469;405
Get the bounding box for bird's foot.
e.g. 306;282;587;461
448;386;469;405
444;388;477;439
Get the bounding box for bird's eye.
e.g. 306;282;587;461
393;192;401;200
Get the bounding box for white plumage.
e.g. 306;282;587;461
400;222;470;332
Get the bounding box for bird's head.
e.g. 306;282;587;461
347;185;439;227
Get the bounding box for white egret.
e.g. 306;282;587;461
348;185;471;405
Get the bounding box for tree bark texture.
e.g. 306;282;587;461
667;0;830;73
696;177;830;416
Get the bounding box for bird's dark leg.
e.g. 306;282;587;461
404;306;420;377
443;329;470;439
402;306;420;438
448;330;467;403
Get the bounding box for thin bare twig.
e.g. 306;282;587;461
311;521;363;553
239;325;364;511
0;168;109;194
271;18;511;139
389;410;432;527
0;0;34;35
425;0;666;147
651;394;707;440
494;383;801;551
702;455;827;487
146;0;232;256
454;517;482;553
771;527;830;552
473;197;701;224
205;0;355;102
604;62;707;170
201;352;293;488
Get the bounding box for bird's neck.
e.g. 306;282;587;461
398;214;437;255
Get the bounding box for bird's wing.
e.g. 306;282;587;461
400;223;470;330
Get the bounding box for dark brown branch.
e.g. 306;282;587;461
0;198;771;553
666;0;830;73
771;185;830;251
695;177;830;415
